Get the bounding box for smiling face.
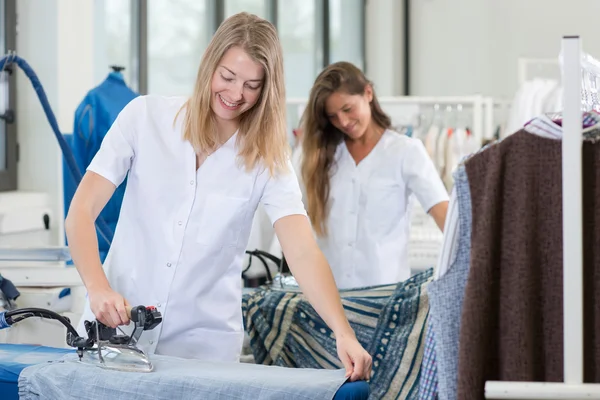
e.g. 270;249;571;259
210;46;265;125
324;85;373;140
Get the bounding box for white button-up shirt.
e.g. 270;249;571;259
76;95;306;362
302;130;448;289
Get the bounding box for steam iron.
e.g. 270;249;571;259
75;305;162;372
0;304;162;373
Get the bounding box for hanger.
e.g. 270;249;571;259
110;65;125;73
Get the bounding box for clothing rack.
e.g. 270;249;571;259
286;95;492;144
485;35;600;399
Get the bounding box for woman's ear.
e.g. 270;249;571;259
365;84;374;102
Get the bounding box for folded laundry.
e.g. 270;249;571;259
18;353;350;400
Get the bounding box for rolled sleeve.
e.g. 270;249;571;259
402;139;449;212
87;97;142;187
260;159;308;225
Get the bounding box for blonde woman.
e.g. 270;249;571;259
66;13;371;380
301;62;449;289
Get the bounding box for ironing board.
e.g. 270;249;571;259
0;343;368;400
0;343;74;400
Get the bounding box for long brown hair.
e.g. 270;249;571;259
301;62;391;236
177;12;288;175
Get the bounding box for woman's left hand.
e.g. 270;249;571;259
336;331;372;381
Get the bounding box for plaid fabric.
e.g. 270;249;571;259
242;269;434;399
418;322;438;400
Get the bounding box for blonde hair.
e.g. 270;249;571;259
301;62;391;236
177;12;289;174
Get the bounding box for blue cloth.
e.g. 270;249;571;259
68;71;138;252
418;319;439;400
0;343;364;400
0;344;74;400
425;166;472;400
0;274;20;300
18;353;351;400
243;269;433;400
334;381;371;399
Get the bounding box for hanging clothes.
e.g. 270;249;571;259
424;164;473;400
71;71;139;254
503;78;562;138
456;115;600;399
422;112;600;399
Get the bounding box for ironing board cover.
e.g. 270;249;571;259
18;353;349;400
0;343;74;400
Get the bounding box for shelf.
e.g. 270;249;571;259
0;265;83;287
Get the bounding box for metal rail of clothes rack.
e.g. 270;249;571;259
485;36;600;399
286;95;496;145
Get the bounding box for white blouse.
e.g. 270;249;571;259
76;94;307;362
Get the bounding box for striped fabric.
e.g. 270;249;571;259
242;269;433;400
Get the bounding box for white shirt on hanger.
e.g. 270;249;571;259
76;95;307;362
435;187;459;279
305;130;448;289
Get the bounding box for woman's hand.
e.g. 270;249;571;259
275;215;373;381
336;331;372;381
88;286;131;328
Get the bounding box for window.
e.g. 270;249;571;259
131;0;365;126
278;0;320;99
224;0;269;19
147;0;211;96
0;0;16;192
329;0;364;70
95;0;138;90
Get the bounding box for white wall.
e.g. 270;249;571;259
409;0;600;98
16;0;96;245
365;0;405;96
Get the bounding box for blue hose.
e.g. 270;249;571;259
0;311;8;329
0;53;113;248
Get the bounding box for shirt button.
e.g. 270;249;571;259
166;262;172;267
178;221;182;226
149;340;154;345
157;303;162;307
190;180;194;185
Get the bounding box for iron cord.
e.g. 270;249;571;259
244;249;278;282
5;307;80;337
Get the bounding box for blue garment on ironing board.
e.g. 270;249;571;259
425;165;472;400
18;353;361;400
68;71;138;256
0;343;366;400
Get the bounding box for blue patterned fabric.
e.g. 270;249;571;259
242;269;433;399
425;166;472;400
418;320;438;400
18;353;349;400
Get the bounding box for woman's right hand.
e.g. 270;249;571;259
88;287;131;328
